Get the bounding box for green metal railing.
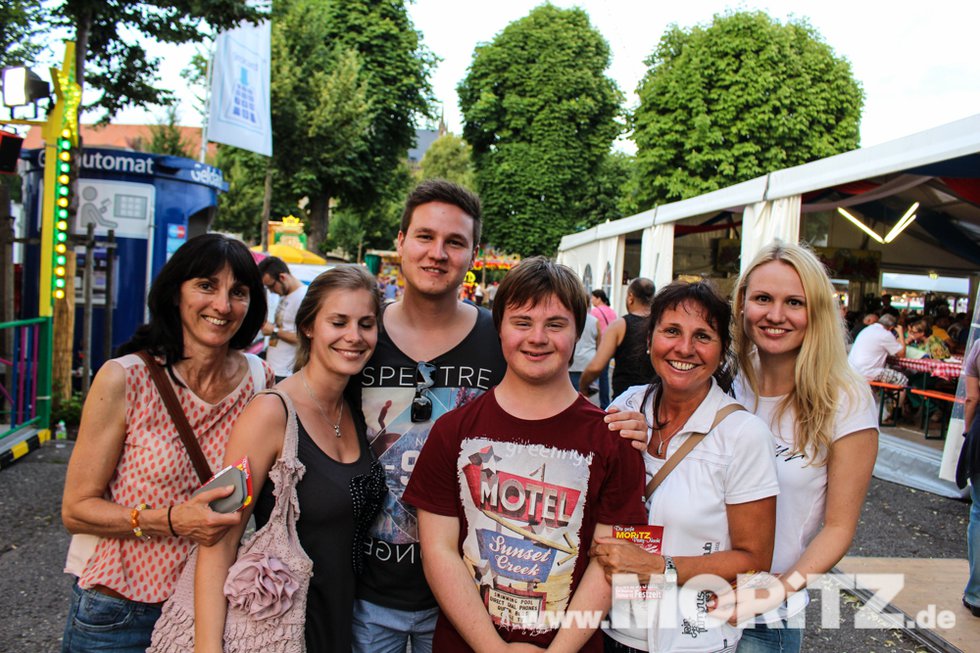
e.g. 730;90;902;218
0;317;52;442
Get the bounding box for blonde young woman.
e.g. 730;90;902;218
730;241;879;653
195;266;387;652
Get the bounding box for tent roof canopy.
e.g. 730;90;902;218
559;114;980;270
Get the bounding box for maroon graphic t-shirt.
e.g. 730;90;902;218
405;389;646;652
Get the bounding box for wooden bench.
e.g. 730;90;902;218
909;388;961;439
870;381;905;425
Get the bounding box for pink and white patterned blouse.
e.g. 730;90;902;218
78;353;274;603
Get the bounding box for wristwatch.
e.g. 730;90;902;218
663;555;678;585
272;326;279;336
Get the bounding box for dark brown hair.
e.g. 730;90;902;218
492;256;588;337
400;179;483;246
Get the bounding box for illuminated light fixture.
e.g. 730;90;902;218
58;174;69;184
56;220;67;230
56;255;66;265
59;150;70;161
53;289;65;300
57;197;68;208
836;208;884;244
1;66;50;107
55;278;65;288
928;271;939;280
55;266;65;277
883;202;920;244
55;243;66;254
56;232;67;242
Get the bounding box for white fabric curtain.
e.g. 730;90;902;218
641;223;675;293
597;236;624;311
739;195;802;267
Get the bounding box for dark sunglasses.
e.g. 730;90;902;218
410;362;437;423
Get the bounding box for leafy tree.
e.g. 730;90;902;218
214;0;434;251
459;4;622;256
328;161;412;260
578;151;638;227
0;0;48;69
417;133;475;189
52;1;263;120
633;11;863;208
139;105;193;157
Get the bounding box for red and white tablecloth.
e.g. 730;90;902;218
888;356;963;381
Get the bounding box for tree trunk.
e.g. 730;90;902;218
74;9;92;86
260;165;273;251
53;254;76;405
307;193;331;253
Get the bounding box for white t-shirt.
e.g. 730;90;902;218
604;379;780;652
570;313;600;373
847;323;902;379
733;375;878;621
265;284;308;377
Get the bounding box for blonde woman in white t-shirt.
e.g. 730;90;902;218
730;241;879;653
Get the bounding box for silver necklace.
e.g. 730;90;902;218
301;369;344;438
653;411;685;457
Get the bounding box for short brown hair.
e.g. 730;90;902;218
492;256;588;338
293;265;380;372
400;179;483;246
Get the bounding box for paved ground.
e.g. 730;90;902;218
0;440;973;652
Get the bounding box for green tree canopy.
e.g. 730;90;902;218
458;3;622;256
53;1;263;120
1;0;47;69
417;133;475;189
633;10;863;208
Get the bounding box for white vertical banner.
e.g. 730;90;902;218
207;20;272;156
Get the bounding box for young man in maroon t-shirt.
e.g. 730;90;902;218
404;257;646;652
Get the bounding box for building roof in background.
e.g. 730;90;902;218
21;123;217;159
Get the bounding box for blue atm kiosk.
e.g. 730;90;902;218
20;147;228;371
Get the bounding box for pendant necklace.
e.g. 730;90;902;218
653;411;684;457
302;369;344;438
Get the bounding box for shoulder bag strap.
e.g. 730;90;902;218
644;403;745;502
136;351;212;484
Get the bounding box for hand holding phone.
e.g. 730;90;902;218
192;457;253;513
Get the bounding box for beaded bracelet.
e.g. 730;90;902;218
130;503;150;541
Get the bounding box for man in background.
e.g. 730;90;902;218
257;256;307;382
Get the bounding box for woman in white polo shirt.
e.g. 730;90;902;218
593;280;780;653
731;241;879;653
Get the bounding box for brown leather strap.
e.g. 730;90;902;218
644;403;745;501
136;351;212;484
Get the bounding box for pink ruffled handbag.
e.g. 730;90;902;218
148;390;313;653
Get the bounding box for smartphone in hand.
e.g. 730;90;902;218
192;457;253;513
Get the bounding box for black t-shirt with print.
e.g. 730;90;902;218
351;306;507;610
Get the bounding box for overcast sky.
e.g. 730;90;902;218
110;0;980;150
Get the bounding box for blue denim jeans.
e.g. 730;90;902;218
736;621;804;653
598;364;611;408
61;582;162;653
966;474;980;608
351;598;439;653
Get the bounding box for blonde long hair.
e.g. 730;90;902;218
733;241;865;464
